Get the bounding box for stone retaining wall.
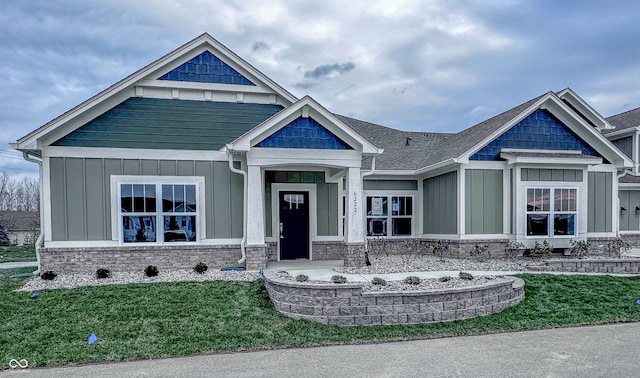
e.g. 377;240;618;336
40;245;243;274
536;259;640;273
264;273;525;326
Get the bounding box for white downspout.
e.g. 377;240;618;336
227;147;248;264
22;152;43;275
360;156;376;250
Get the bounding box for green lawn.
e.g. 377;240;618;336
2;271;640;369
0;245;37;263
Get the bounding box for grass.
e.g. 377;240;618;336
2;272;640;369
0;245;37;263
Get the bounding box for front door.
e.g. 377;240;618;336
279;191;309;259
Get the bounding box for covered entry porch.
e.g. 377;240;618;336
226;96;383;268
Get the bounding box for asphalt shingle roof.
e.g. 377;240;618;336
335;115;453;170
605;107;640;133
337;93;546;171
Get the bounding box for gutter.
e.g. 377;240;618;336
226;146;248;264
21;152;43;275
413;158;459;176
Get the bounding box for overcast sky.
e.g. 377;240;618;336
2;0;640;179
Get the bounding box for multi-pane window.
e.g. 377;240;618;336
526;188;576;237
121;183;198;244
366;195;413;236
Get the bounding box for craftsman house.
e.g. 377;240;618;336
12;33;635;273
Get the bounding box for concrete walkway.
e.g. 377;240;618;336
6;322;640;377
0;261;38;269
265;258;640;282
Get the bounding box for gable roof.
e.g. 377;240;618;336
13;33;297;153
340;90;633;174
229;96;382;155
417;95;545;170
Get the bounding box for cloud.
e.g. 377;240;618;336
3;0;640;177
303;62;356;79
252;41;269;51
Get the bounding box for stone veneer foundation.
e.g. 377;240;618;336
264;272;525;326
39;245;245;274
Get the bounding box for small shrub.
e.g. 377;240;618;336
96;268;111;279
459;272;474;280
607;238;631;258
295;274;309;282
529;240;553;258
144;265;159;277
398;239;426;267
404;276;421;285
371;277;387;286
193;262;208;274
432;240;451;262
469;244;491;261
504;240;525;259
439;276;452;282
569;239;591;259
331;275;347;284
40;270;57;280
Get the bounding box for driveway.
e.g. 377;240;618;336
5;322;639;377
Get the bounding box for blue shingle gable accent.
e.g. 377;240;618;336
158;51;255;85
256;117;352;149
470;109;601;160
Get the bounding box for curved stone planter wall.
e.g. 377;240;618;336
536;259;640;273
263;273;525;326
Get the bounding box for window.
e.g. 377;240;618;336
526;188;576;237
366;195;413;236
120;182;198;244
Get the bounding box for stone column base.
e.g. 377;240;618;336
245;245;268;271
344;243;366;268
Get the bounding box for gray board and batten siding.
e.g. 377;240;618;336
49;157;243;241
612;136;633;160
465;169;503;234
587;172;613;233
52;97;283;150
619;190;640;232
423;171;457;234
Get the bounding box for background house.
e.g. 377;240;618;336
0;211;39;245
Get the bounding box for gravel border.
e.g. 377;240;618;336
333;255;542;274
16;270;260;292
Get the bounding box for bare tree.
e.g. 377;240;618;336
0;173;39;212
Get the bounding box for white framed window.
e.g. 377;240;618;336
116;177;203;244
366;195;413;236
526;187;577;237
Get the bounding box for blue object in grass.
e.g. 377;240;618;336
220;266;246;271
636;299;640;305
31;292;38;299
88;333;98;345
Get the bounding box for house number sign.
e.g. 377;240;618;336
353;191;357;213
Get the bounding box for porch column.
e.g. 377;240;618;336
345;166;365;266
246;165;265;246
